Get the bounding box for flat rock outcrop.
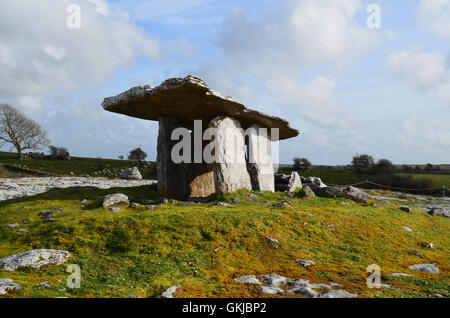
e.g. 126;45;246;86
0;177;156;202
0;249;70;272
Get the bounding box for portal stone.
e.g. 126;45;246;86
247;123;274;192
210;116;252;194
157;117;191;200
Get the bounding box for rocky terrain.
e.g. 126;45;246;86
0;177;156;201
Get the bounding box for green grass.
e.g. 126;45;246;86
0;186;448;298
398;173;450;189
279;169;369;185
280;169;450;188
0;151;156;179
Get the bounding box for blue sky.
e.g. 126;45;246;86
0;0;449;164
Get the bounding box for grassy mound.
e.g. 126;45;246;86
0;151;156;179
0;187;448;298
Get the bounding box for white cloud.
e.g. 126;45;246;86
0;0;160;112
417;0;450;39
210;0;382;128
219;0;382;76
386;50;450;103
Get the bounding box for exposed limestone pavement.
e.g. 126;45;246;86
0;177;156;201
0;279;22;295
0;249;70;272
234;273;358;298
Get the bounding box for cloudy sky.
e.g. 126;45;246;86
0;0;449;164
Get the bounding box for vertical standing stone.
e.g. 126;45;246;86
157;117;191;200
247;123;275;192
210;116;252;194
188;130;216;198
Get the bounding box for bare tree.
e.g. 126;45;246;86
0;104;49;159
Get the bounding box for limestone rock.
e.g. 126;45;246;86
403;226;413;233
211;117;252;194
234;275;262;285
247;124;275;192
157;117;192;200
258;286;284;294
386;273;413;277
409;263;440;274
399;206;412;213
427;207;449;218
317;290;358;298
312;186;342;198
304;177;327;188
302;186;315;199
103;193;129;207
296;259;316;268
0;279;22;295
120;167;142;180
0;249;70;272
340;186;370;203
287;172;302;192
162;285;181;298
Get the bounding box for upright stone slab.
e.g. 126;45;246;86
247;123;275;192
157;117;191;200
210;117;252;194
188;132;216;198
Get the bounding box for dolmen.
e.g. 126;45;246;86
102;75;299;200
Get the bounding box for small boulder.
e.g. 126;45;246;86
36;281;51;289
399;206;412;213
59;227;74;234
340;186;369;203
216;202;232;207
305;177;327;188
162;285;181;298
301;186;315;199
247;194;259;201
427;207;449;218
0;279;22;295
234;275;262;285
403;226;413;233
103;193;129;208
296;259;316;268
265;236;279;244
409;263;440;274
120;167;143;180
288;172;302;192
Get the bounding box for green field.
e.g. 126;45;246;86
0;187;448;298
0;151;156;179
398;173;450;189
279;169;450;189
